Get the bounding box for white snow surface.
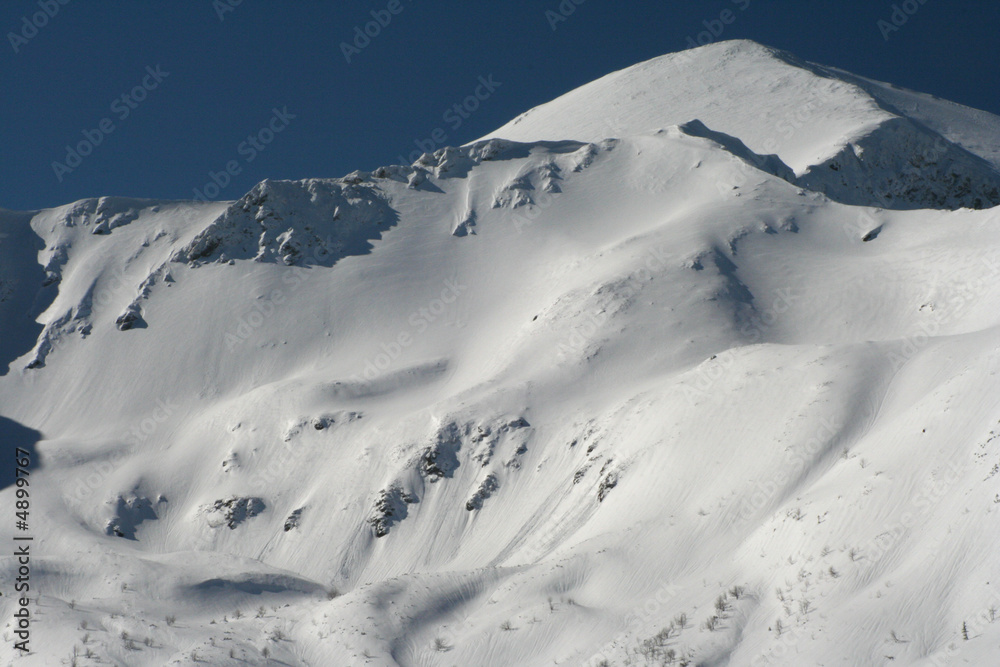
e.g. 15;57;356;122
1;40;1000;666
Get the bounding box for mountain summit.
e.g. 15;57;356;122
483;39;1000;210
2;41;1000;666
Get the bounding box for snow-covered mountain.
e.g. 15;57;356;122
2;40;1000;666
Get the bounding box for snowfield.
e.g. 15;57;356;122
2;40;1000;666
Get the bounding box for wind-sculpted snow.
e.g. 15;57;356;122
52;196;147;236
170;139;598;269
485;39;1000;211
173;178;401;267
5;40;1000;666
797;116;1000;209
674;119;796;183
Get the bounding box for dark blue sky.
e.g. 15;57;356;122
3;0;998;211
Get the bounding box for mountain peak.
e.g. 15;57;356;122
480;40;1000;210
5;40;1000;666
480;39;886;171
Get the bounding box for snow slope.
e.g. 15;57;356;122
2;40;1000;666
482;40;1000;211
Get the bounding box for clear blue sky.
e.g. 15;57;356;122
3;0;998;211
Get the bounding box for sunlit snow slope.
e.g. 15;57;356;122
2;40;1000;666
